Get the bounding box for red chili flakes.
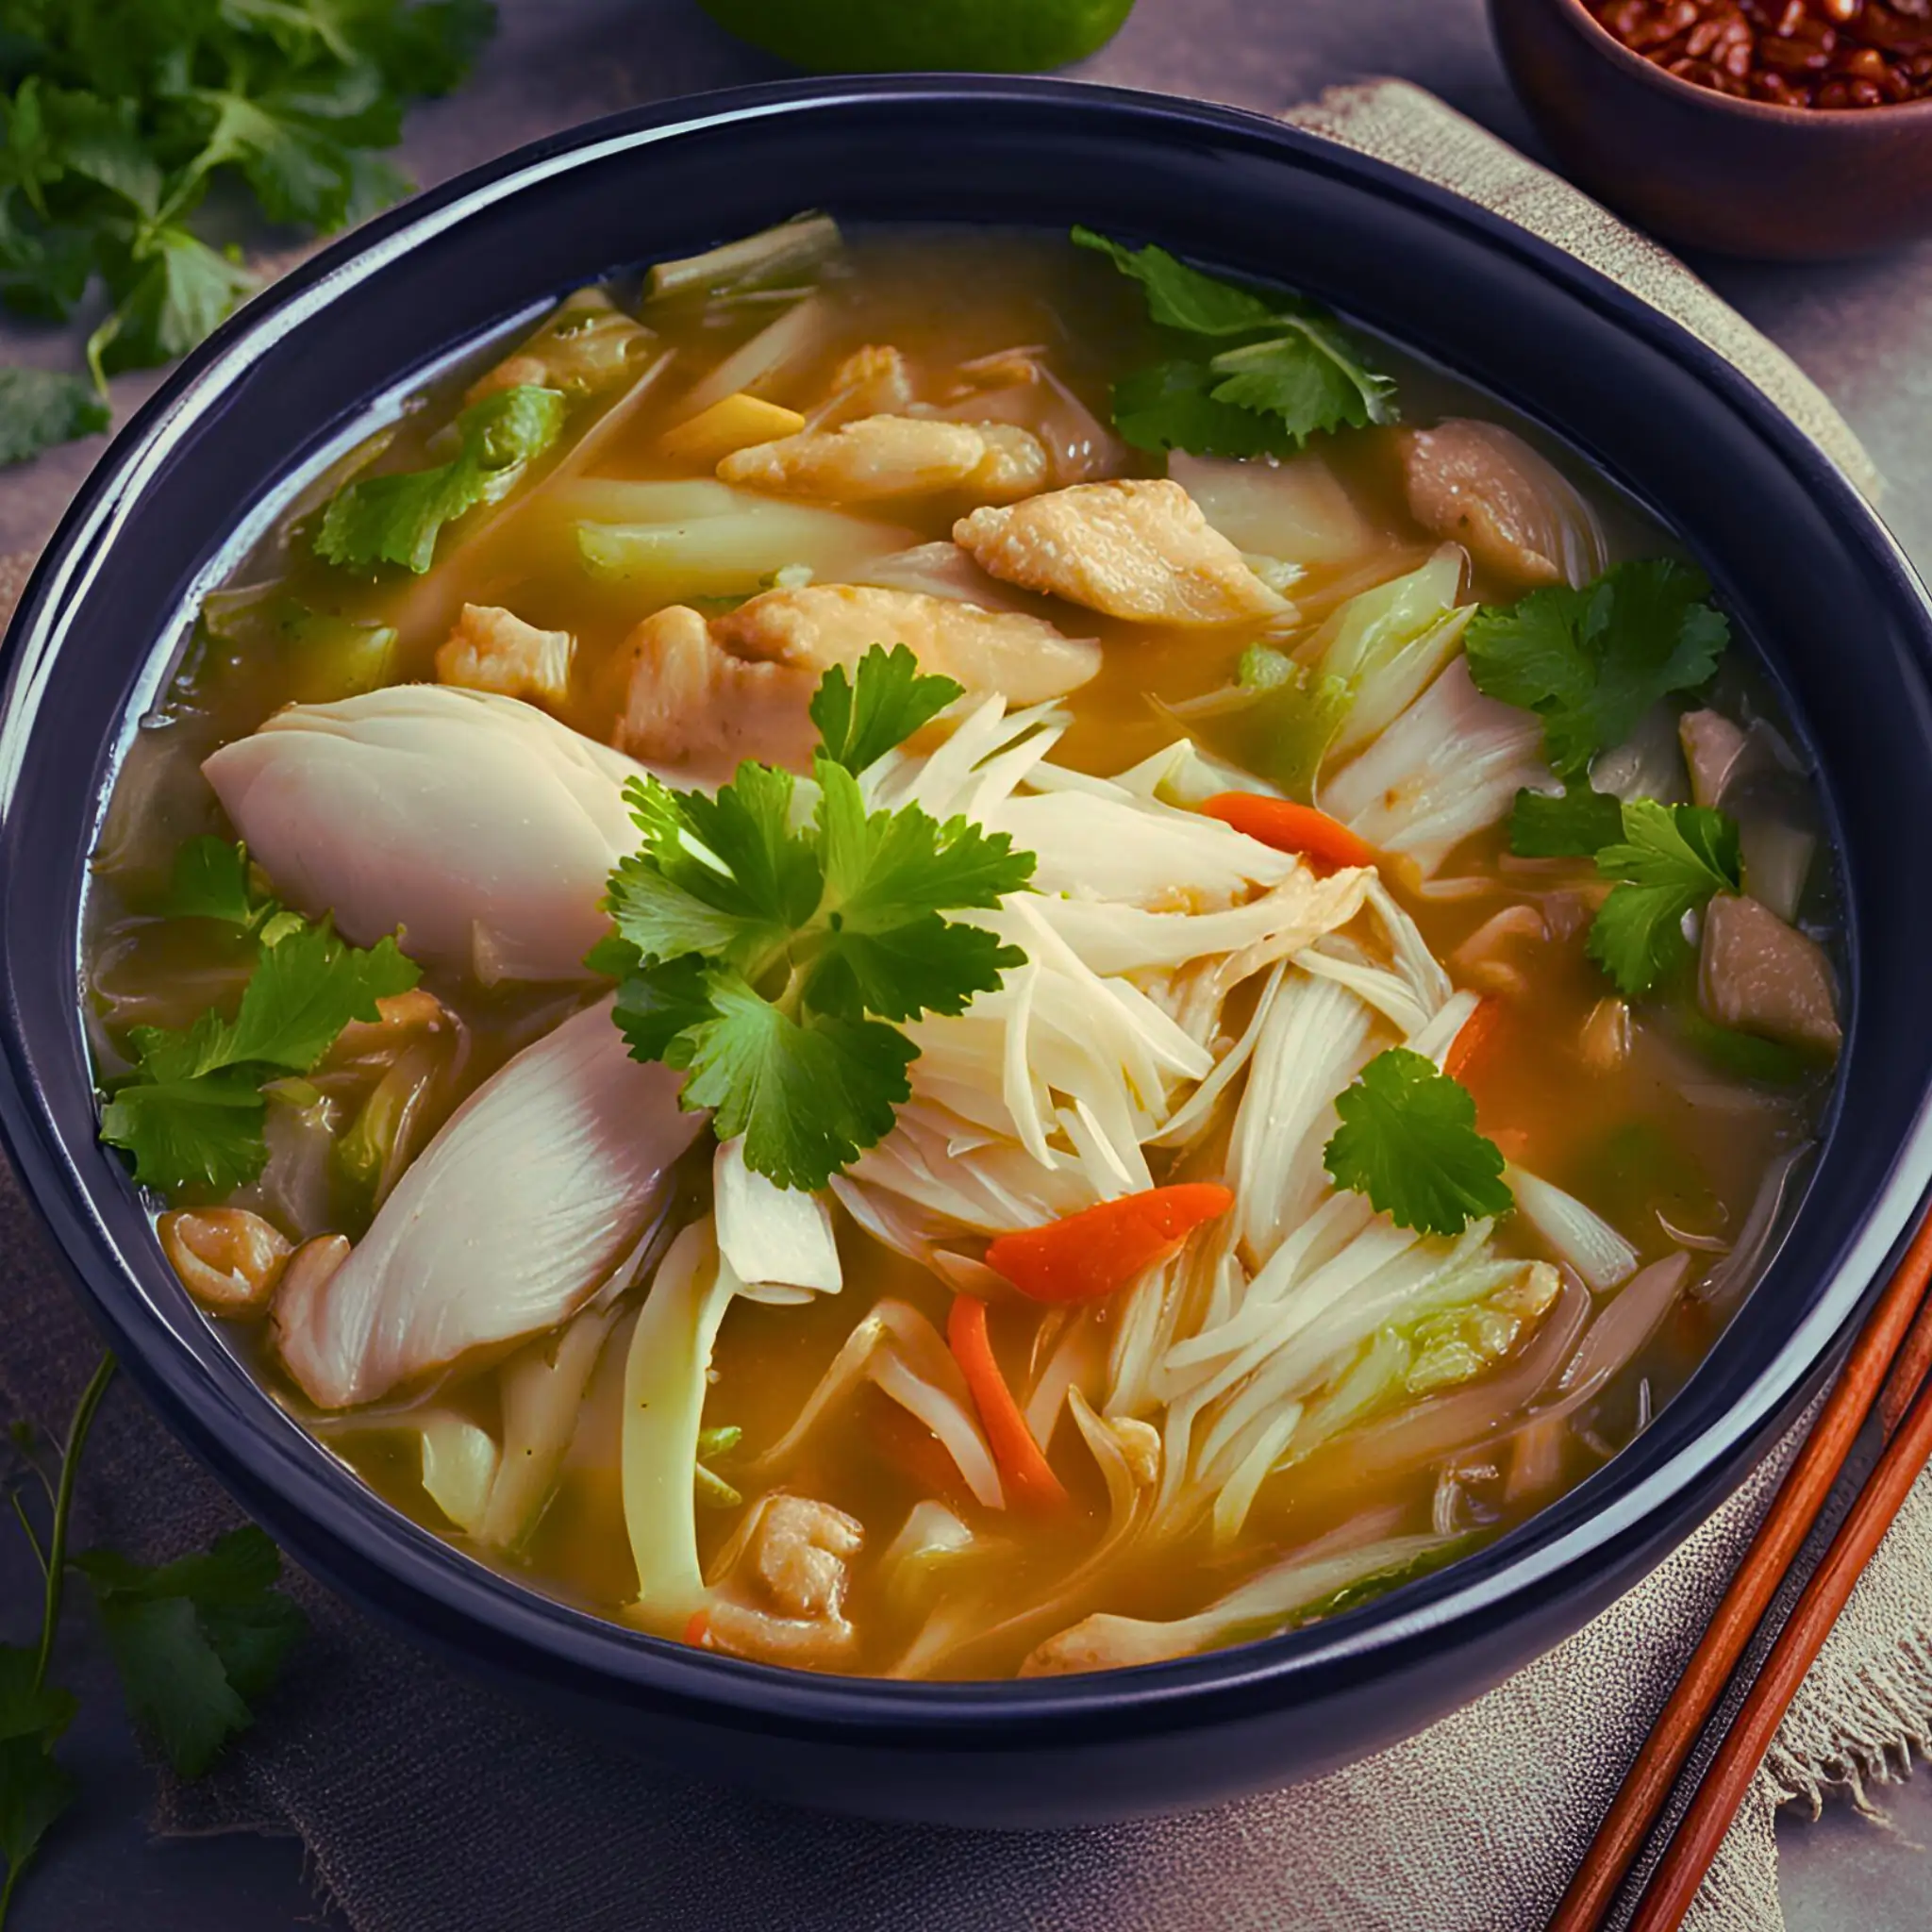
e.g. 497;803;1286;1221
1591;0;1932;104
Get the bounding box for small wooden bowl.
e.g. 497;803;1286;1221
1490;0;1932;258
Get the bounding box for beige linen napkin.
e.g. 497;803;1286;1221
2;78;1926;1932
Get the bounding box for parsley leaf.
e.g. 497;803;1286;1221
1323;1047;1513;1237
1074;225;1398;455
100;891;420;1199
1508;784;1625;859
1465;559;1729;783
809;642;962;774
1587;799;1741;998
76;1526;306;1780
316;384;567;574
602;645;1037;1191
0;366;105;464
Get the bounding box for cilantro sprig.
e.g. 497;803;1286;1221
597;645;1035;1191
1324;1047;1513;1238
99;837;419;1198
316;383;567;575
1073;226;1398;458
2;1358;305;1921
1466;558;1728;787
0;4;496;466
1587;799;1742;998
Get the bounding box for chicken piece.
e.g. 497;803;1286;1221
436;603;575;708
954;477;1290;627
1698;893;1841;1054
823;342;914;422
1400;420;1606;590
159;1208;291;1314
616;604;819;777
704;1493;865;1667
718;413;1048;506
715;582;1100;705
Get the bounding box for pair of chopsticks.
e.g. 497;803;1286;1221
1551;1211;1932;1931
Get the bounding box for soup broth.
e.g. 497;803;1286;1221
85;221;1840;1680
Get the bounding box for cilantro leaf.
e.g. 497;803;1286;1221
1587;799;1741;998
1075;226;1398;454
100;885;420;1199
1465;559;1729;783
316;383;566;574
809;642;962;774
161;836;268;928
1207;321;1398;441
0;1645;75;1907
671;971;915;1193
77;1526;305;1779
1323;1047;1513;1237
92;226;256;380
1508;784;1625;859
1072;226;1280;335
604;646;1035;1190
1111;358;1299;459
0;366;106;464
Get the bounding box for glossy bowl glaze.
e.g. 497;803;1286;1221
3;78;1932;1829
1491;0;1932;258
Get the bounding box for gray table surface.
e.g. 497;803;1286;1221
7;0;1932;1925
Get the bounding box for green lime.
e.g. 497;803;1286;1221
697;0;1138;74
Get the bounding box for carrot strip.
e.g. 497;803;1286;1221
946;1294;1068;1509
1444;994;1504;1087
682;1608;709;1648
985;1183;1234;1305
1201;792;1379;871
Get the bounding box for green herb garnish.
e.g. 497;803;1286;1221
316;383;566;575
1323;1047;1513;1238
2;1358;305;1921
1073;226;1398;458
1587;799;1742;999
1465;559;1727;785
100;850;419;1197
596;645;1035;1192
0;6;495;464
1507;784;1625;859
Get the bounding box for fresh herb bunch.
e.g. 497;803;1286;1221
593;644;1037;1192
1;1358;305;1924
1073;226;1399;458
99;837;420;1198
1324;1046;1513;1238
0;0;496;465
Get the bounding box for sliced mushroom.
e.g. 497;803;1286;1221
1399;420;1607;590
1698;893;1841;1054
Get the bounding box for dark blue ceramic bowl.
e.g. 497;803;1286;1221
4;78;1931;1830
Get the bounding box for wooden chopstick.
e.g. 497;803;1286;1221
1549;1209;1932;1932
1629;1325;1932;1930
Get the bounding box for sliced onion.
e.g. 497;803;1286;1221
1507;1166;1640;1292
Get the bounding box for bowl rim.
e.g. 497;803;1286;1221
6;71;1932;1742
1532;0;1932;125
